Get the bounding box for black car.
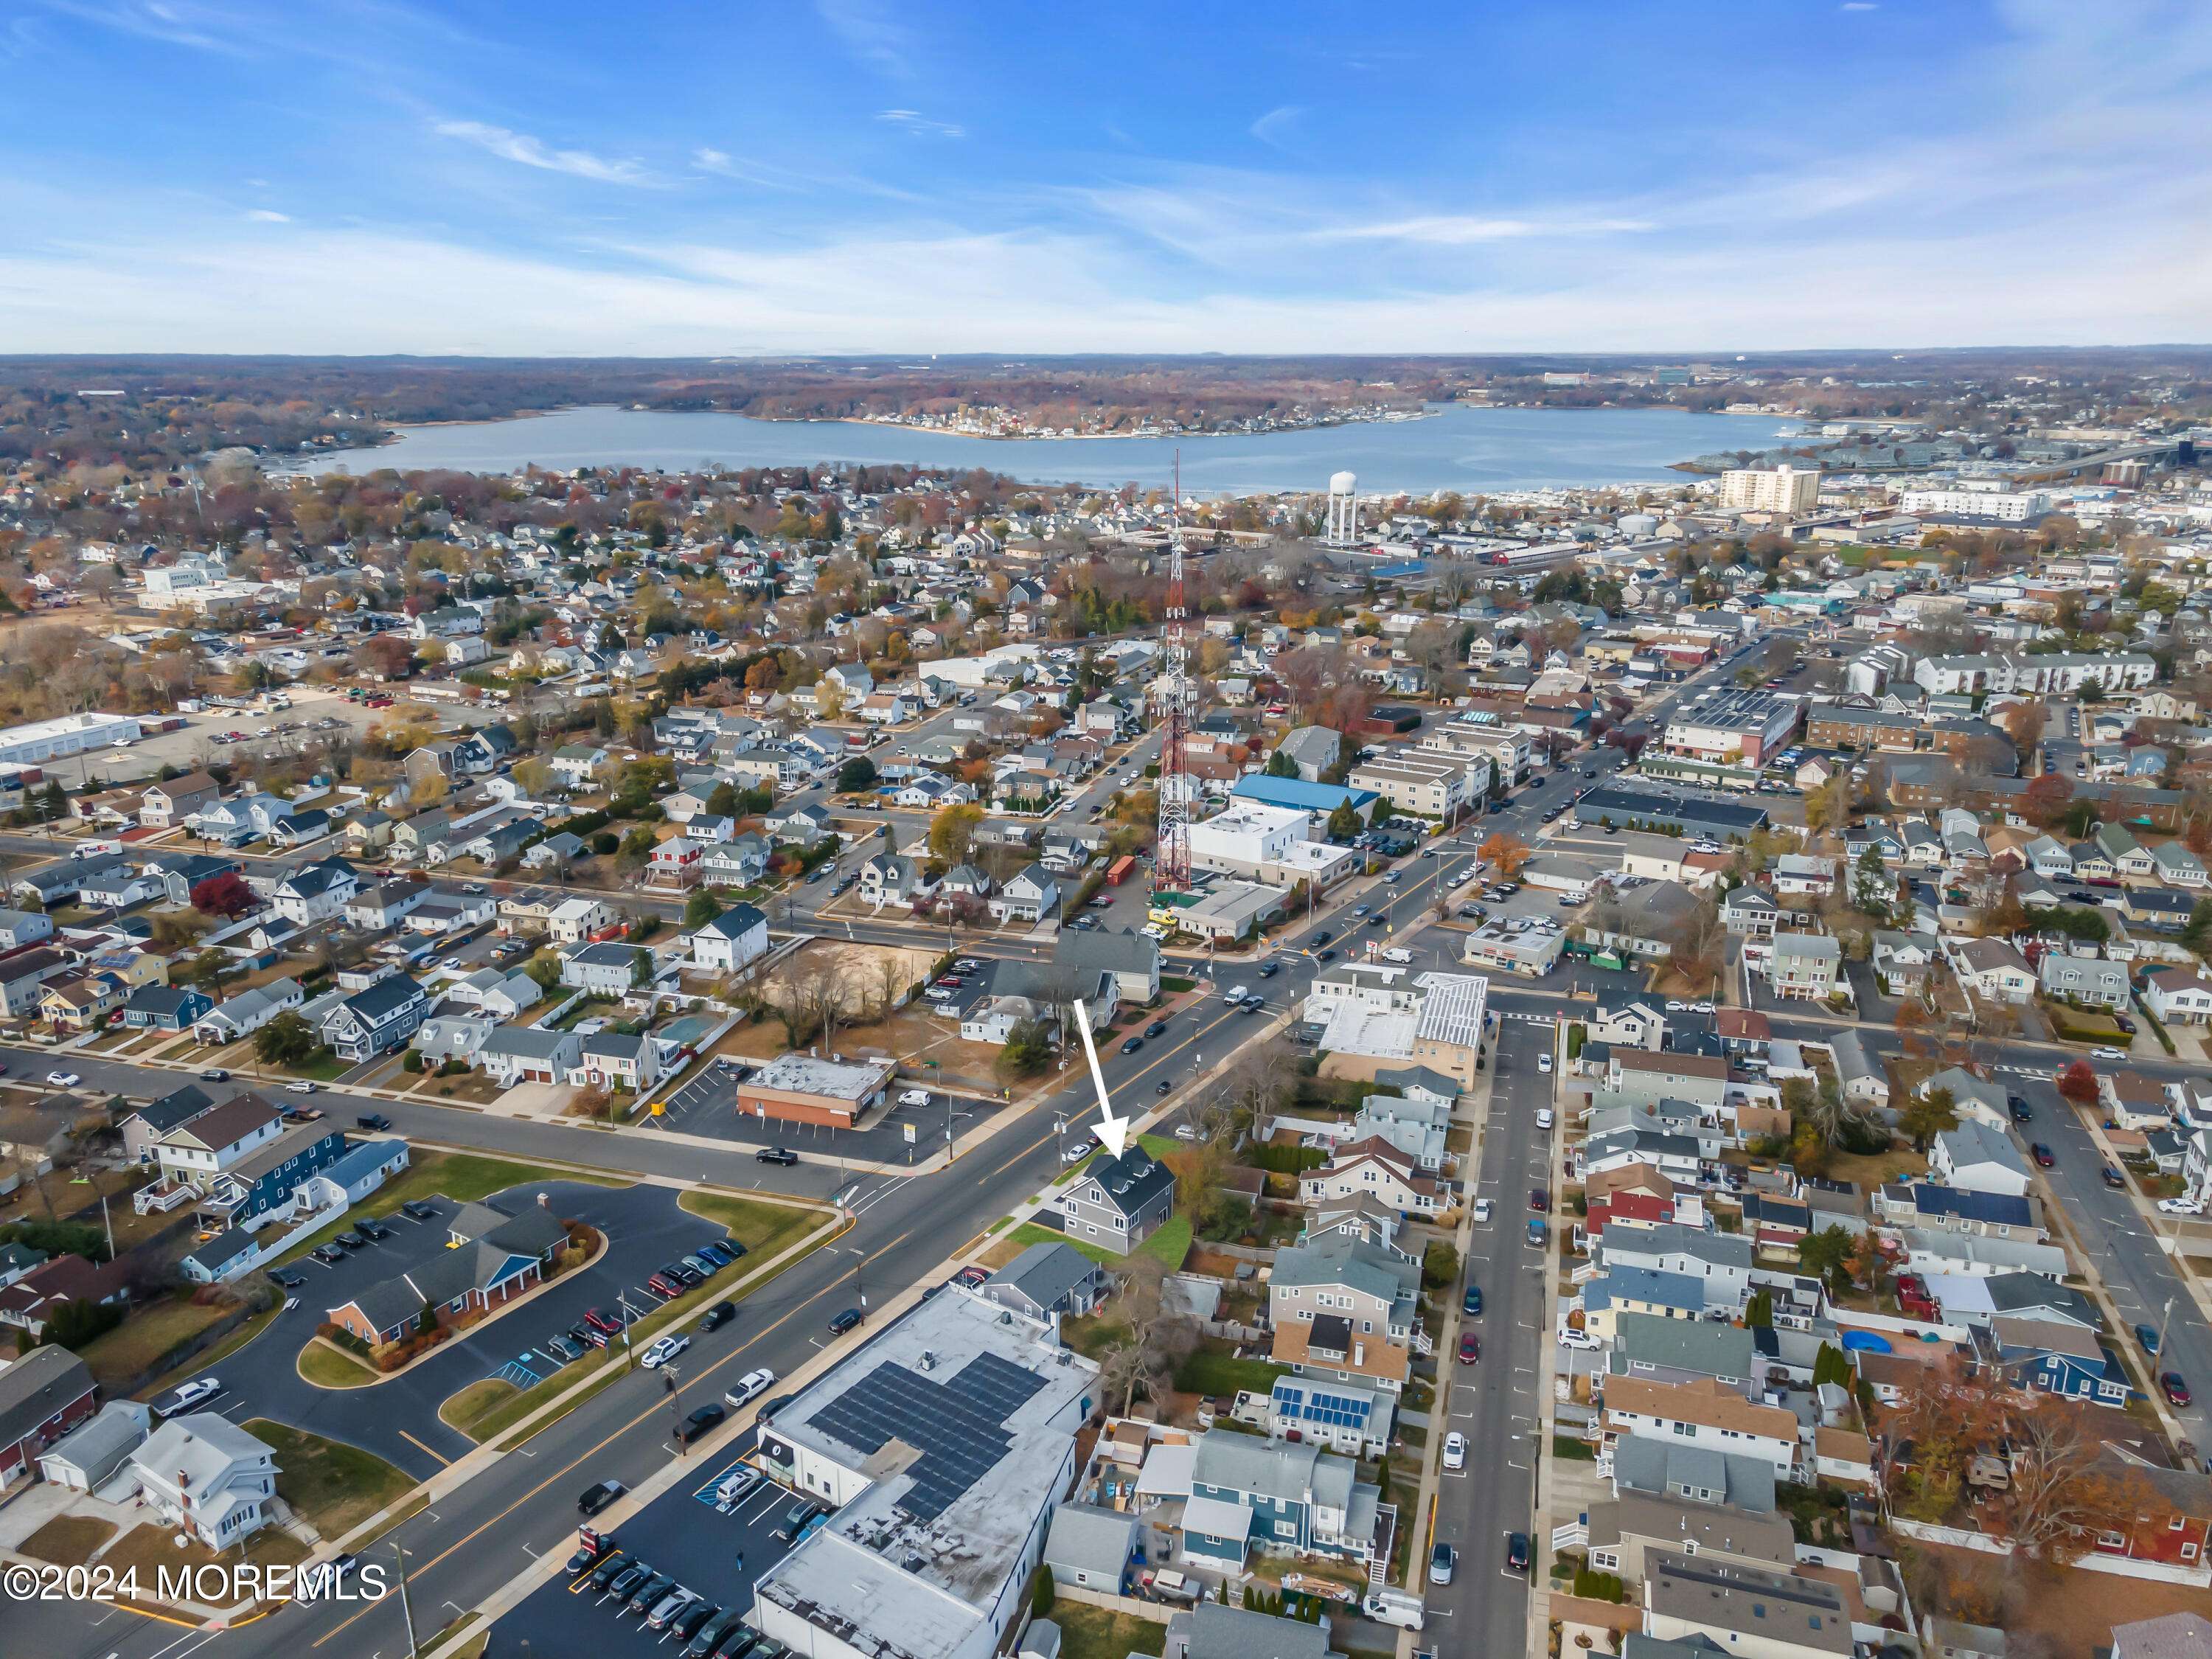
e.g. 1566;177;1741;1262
1144;1020;1169;1037
828;1307;863;1335
1257;962;1279;978
757;1147;799;1166
686;1612;746;1659
664;1261;702;1287
333;1231;365;1250
2008;1096;2034;1123
721;1239;747;1260
401;1200;439;1220
1119;1037;1144;1054
588;1551;635;1592
2116;1015;2138;1034
672;1601;719;1643
1308;930;1332;948
675;1405;726;1444
578;1478;625;1516
568;1535;618;1573
605;1560;653;1601
1155;1079;1172;1095
268;1268;305;1289
700;1300;737;1332
1506;1532;1531;1572
310;1244;344;1265
571;1320;608;1349
625;1571;677;1618
1315;948;1337;962
354;1219;389;1242
356;1113;392;1132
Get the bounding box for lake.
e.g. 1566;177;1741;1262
296;403;1797;495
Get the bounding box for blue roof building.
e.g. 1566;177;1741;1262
1228;776;1380;818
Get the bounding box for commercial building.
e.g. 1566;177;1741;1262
1572;784;1769;842
734;1053;894;1128
1461;918;1566;978
0;711;142;767
750;1289;1099;1659
1187;801;1359;889
1898;487;2051;523
1719;467;1820;515
1662;691;1803;768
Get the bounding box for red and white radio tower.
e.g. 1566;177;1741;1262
1153;457;1194;895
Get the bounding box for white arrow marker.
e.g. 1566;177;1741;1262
1071;998;1130;1158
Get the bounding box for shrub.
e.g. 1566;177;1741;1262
401;1051;425;1074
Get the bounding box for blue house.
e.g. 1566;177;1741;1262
1986;1325;2130;1408
321;974;428;1062
120;984;214;1032
1183;1432;1380;1568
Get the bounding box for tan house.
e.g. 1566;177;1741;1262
37;973;128;1032
1297;1136;1447;1216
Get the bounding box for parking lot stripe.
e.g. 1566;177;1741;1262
398;1429;452;1467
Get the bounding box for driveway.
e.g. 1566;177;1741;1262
243;1180;738;1477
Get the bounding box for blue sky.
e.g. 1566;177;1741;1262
1;0;2206;354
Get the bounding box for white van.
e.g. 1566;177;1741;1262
1382;947;1413;964
1363;1589;1426;1630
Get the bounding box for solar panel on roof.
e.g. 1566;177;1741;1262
809;1352;1049;1523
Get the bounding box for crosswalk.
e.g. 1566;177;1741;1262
1500;1012;1558;1028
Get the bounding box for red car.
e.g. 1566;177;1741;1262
583;1307;623;1335
1457;1332;1480;1365
2164;1373;2194;1408
1528;1188;1550;1213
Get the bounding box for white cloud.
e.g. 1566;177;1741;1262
432;119;655;186
875;108;963;139
243;208;289;222
1312;215;1657;245
1248;105;1302;148
815;0;917;79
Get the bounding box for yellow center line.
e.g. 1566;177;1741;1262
311;1213;861;1650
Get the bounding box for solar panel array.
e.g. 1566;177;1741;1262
810;1351;1048;1523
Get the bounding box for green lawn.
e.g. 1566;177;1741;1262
243;1419;415;1536
1059;1314;1133;1362
1048;1600;1168;1659
439;1377;520;1440
80;1293;237;1391
677;1189;822;1259
273;1150;629;1266
1172;1338;1287;1398
1006;1214;1190;1272
297;1338;379;1389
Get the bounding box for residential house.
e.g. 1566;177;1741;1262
1182;1433;1380;1567
1052;1147;1176;1251
120;984;212;1032
192;977;303;1045
990;866;1060;924
687;903;770;975
479;1024;582;1087
2039;949;2129;1009
568;1030;661;1093
1296;1137;1447;1217
1268;1236;1422;1395
125;1415;277;1551
1768;933;1842;1001
1930;1121;2033;1197
560;940;644;995
2145;967;2212;1025
320;974;428;1062
981;1241;1111;1322
1600;1377;1802;1481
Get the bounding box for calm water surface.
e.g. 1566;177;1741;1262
297;403;1793;495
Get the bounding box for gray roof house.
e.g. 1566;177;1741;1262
1605;1313;1760;1397
127;1414;277;1550
981;1242;1110;1321
1042;1501;1135;1593
1054;1147;1176;1251
1165;1602;1339;1659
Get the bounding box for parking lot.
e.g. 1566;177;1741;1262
250;1180;740;1475
654;1057;1018;1168
499;1426;802;1655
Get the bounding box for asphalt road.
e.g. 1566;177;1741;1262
1425;1015;1548;1653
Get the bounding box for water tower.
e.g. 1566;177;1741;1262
1325;470;1359;546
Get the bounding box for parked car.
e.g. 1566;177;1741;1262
1062;1138;1097;1163
199;1068;231;1082
1457;1332;1479;1365
756;1147;799;1166
624;1571;677;1618
2159;1197;2205;1216
44;1070;80;1088
355;1113;392;1131
2008;1096;2034;1123
1472;1198;1492;1224
1463;1284;1482;1316
353;1219;389;1242
897;1088;931;1107
2137;1323;2163;1355
310;1244;344;1265
1528;1188;1549;1212
2163;1373;2194;1408
2031;1144;2056;1168
568;1534;618;1573
401;1199;439;1220
285;1081;317;1094
1427;1543;1457;1585
333;1231;365;1250
1506;1531;1531;1572
584;1307;624;1335
156;1376;223;1416
1144;1020;1169;1037
827;1307;863;1335
590;1552;637;1593
2103;1165;2128;1189
675;1405;726;1444
724;1367;776;1409
1442;1432;1467;1470
577;1479;625;1516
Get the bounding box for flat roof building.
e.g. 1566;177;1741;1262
735;1054;894;1129
751;1289;1099;1659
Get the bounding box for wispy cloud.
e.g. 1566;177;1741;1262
243;207;289;222
30;0;252;54
875;108;963;139
1313;215;1657;244
1248;105;1302;148
432;119;656;186
815;0;915;79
